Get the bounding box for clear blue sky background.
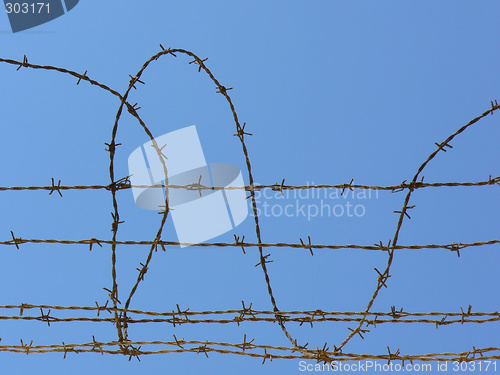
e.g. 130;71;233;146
0;1;499;374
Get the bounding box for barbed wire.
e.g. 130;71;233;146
334;99;500;352
0;303;498;327
1;235;499;253
0;339;499;364
0;50;498;364
1;175;499;193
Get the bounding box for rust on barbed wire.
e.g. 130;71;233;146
1;176;499;192
0;304;498;326
0;49;498;363
1;236;498;252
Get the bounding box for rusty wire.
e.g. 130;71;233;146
0;303;498;327
1;235;499;252
0;176;499;193
0;339;499;364
0;50;498;364
334;100;500;351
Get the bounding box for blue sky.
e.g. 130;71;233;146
0;1;499;374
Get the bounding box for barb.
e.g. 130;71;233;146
48;178;63;197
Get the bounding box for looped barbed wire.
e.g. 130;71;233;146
0;51;498;363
